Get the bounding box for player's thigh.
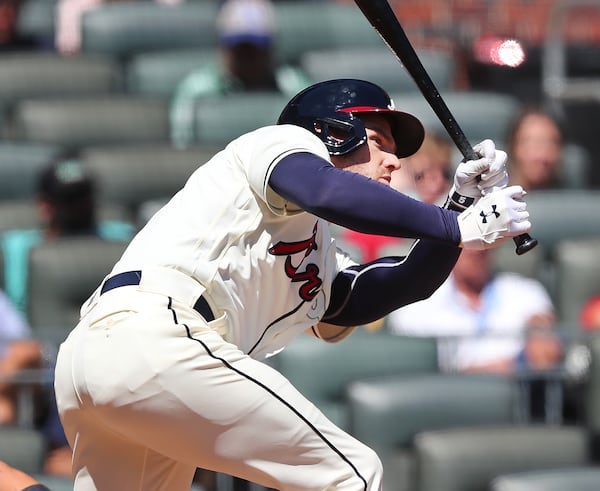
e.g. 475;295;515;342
96;336;380;490
70;410;196;491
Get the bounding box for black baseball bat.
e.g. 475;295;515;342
353;0;538;255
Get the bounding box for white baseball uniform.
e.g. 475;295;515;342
54;125;382;491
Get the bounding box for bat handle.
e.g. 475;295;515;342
513;233;538;255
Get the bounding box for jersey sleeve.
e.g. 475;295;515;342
242;124;331;216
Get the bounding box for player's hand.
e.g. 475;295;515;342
447;139;508;210
458;185;531;250
475;139;509;196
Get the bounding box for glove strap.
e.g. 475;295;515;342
444;191;475;212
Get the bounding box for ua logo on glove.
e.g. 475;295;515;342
480;205;500;223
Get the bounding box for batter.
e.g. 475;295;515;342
54;79;530;490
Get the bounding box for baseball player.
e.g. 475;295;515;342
54;79;530;491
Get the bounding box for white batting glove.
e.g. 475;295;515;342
458;185;531;250
447;139;509;210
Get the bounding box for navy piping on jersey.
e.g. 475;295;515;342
247;300;305;356
166;296;369;490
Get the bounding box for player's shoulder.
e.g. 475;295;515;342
231;124;330;161
247;123;322;143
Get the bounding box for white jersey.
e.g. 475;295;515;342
110;124;356;359
388;272;554;372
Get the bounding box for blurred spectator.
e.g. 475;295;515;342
506;106;565;191
170;0;311;148
0;0;26;50
388;248;561;375
562;294;600;424
1;160;135;317
0;288;70;478
0;291;41;426
405;130;453;206
579;295;600;331
55;0;183;55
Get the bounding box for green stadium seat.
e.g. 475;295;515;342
81;144;219;222
81;2;219;58
27;237;128;339
13;96;170;151
0;52;122;103
389;90;521;144
414;425;590;491
300;46;457;93
490;467;600;491
0;426;47;475
191;92;289;146
347;373;517;491
125;48;217;99
269;330;438;430
272;2;385;65
0;142;64;201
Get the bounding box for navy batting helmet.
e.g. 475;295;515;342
277;79;424;158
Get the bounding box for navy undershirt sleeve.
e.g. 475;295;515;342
269;151;462;326
323;240;461;325
269;152;461;243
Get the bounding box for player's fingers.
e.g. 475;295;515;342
473;139;496;160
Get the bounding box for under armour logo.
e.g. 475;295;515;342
480;205;500;223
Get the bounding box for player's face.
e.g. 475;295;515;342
331;114;400;186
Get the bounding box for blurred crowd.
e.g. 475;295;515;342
1;1;600;489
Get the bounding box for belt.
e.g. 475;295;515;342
100;270;215;322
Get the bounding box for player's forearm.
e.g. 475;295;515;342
269;152;461;244
322;239;460;326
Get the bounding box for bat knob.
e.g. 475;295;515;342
514;233;538;255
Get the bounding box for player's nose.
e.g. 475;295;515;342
383;151;401;171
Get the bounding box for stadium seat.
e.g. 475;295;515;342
27;237;128;342
272;2;385;65
32;475;75;491
81;1;219;59
0;142;64;201
560;142;592;189
12;96;170;151
81;144;219;222
0;426;47;475
490;467;600;491
269;330;438;430
125;48;217;99
389;90;521;144
347;373;517;491
0;52;121;103
584;334;600;435
300;46;457;93
15;0;57;46
526;191;600;251
554;238;600;326
191;93;289;146
0;201;41;236
414;425;590;491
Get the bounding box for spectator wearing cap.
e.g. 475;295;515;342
170;0;311;148
0;160;135;317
